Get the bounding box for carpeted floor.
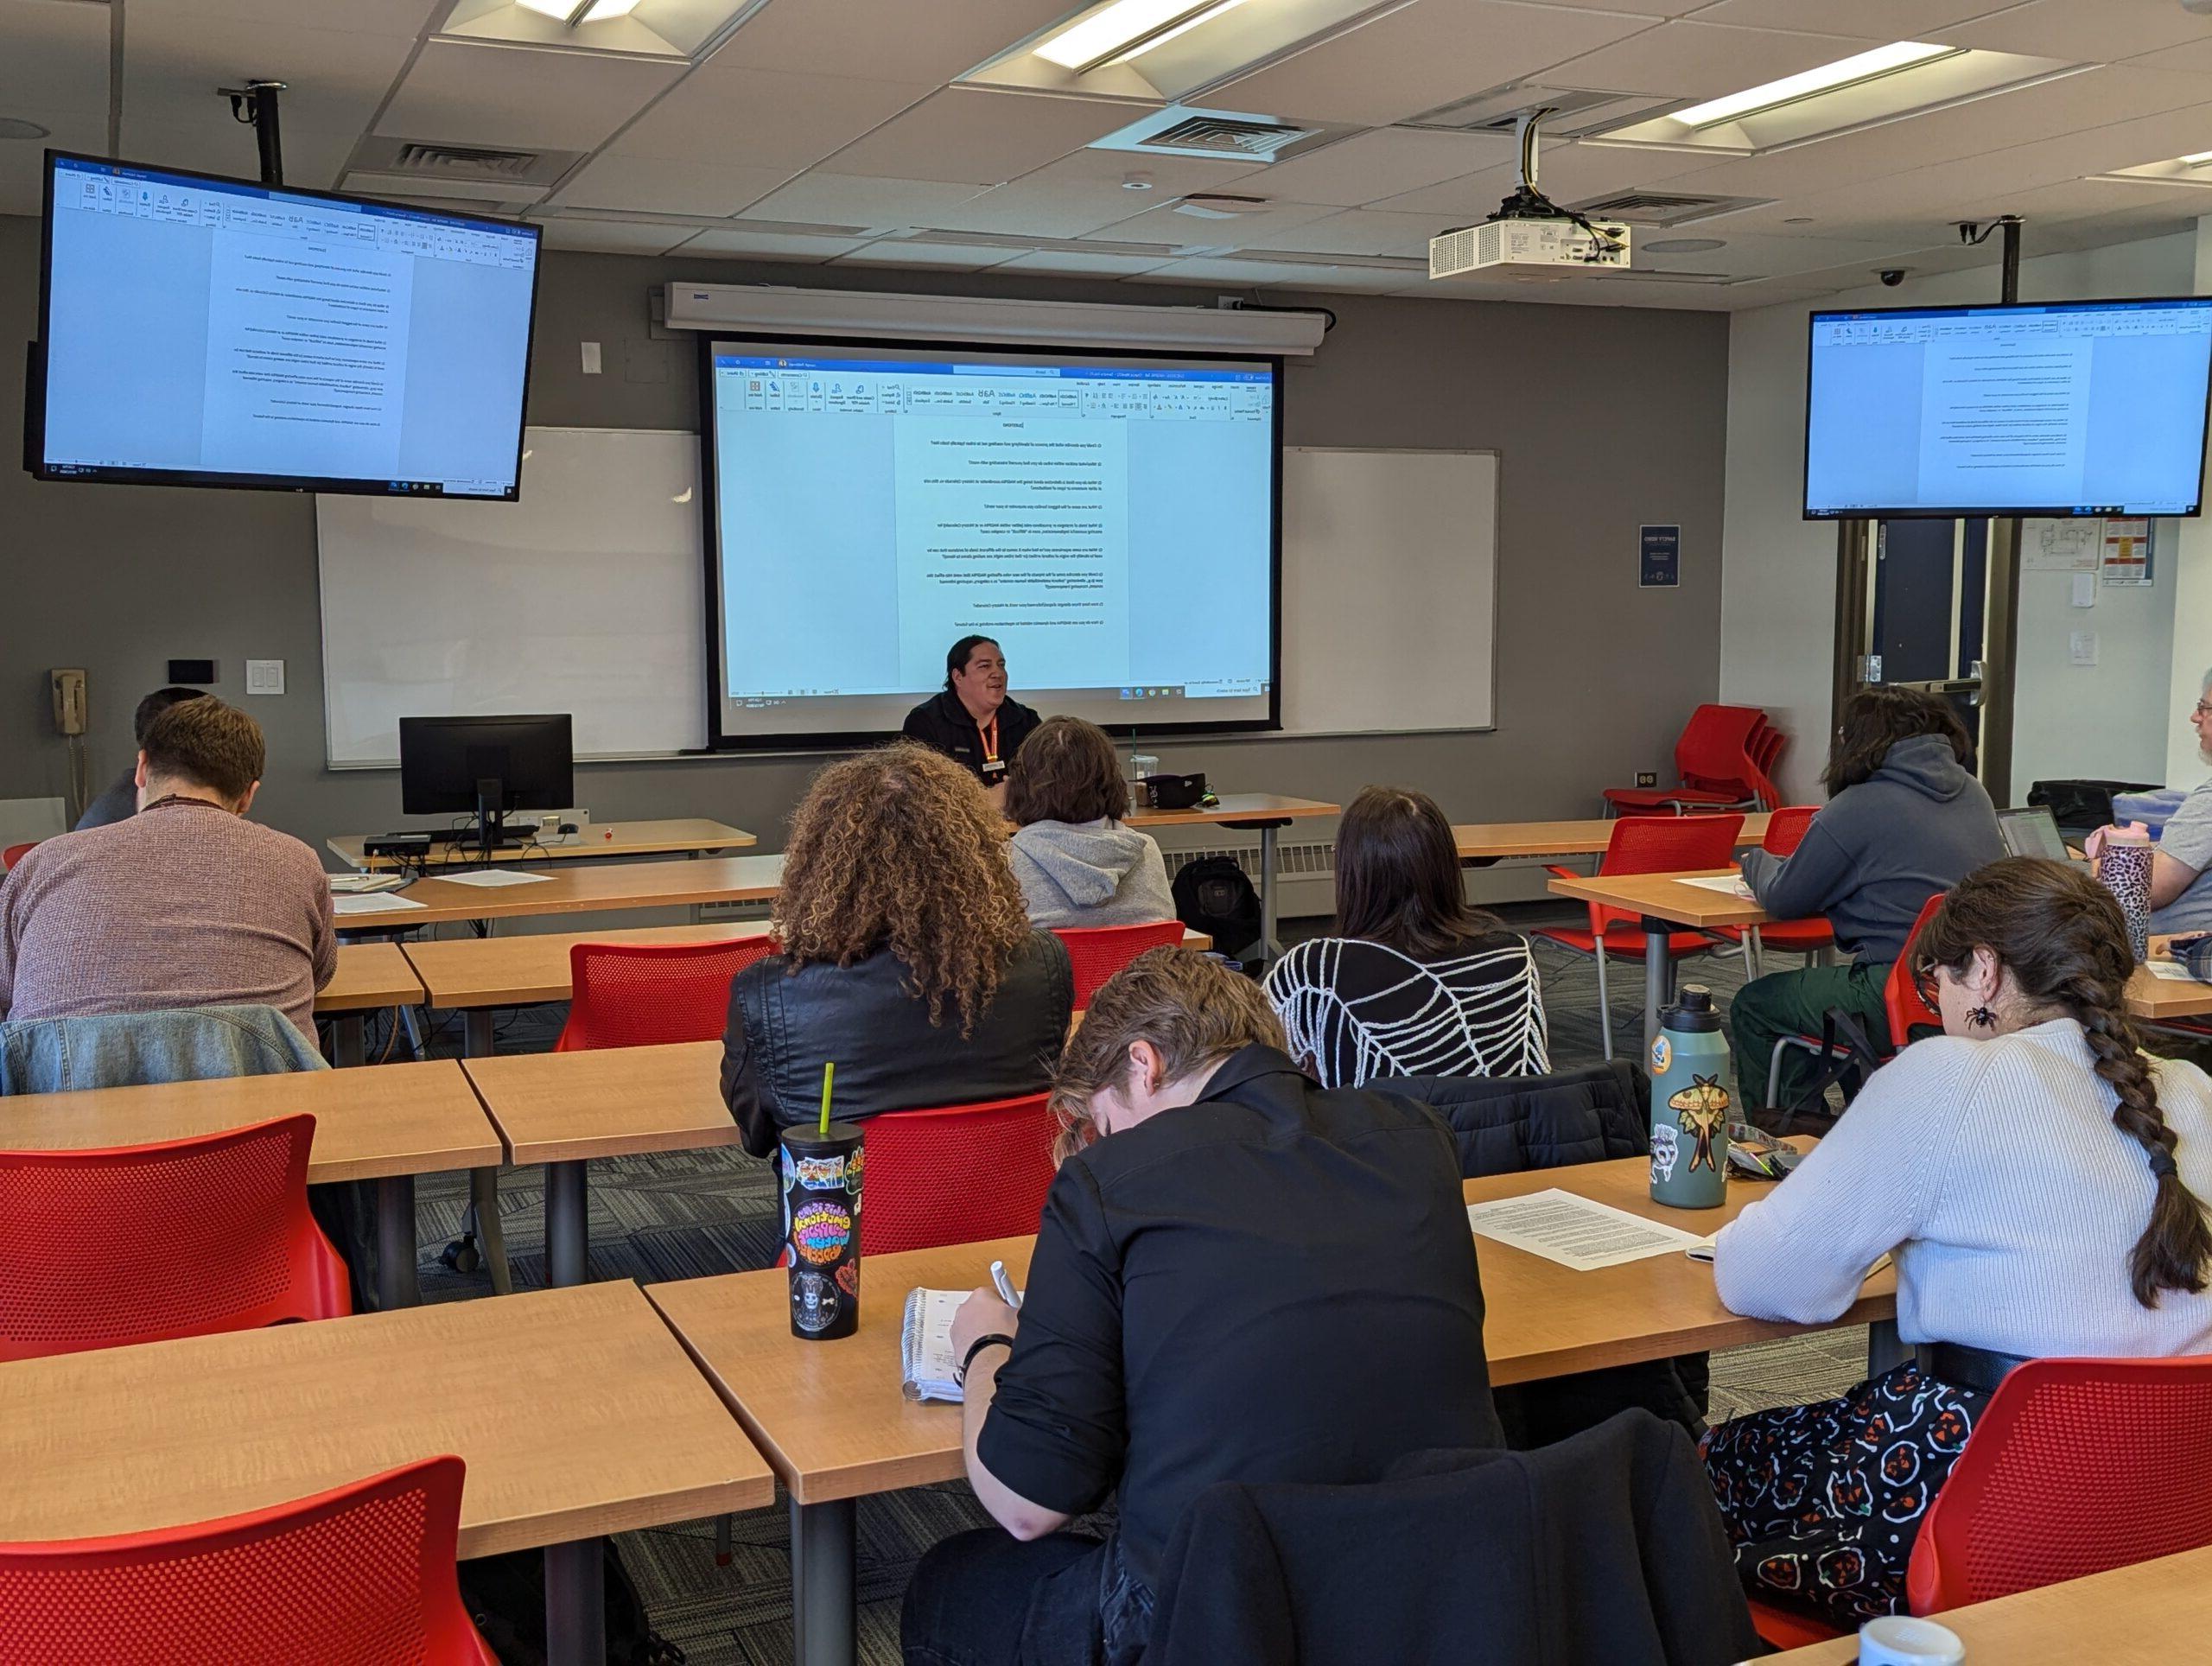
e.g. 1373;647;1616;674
380;907;1864;1664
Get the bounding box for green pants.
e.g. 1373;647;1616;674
1730;960;1892;1118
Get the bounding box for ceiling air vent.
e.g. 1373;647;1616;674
1138;116;1313;158
392;143;541;178
1402;84;1676;138
1572;191;1770;227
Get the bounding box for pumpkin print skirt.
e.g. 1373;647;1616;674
1698;1361;1989;1628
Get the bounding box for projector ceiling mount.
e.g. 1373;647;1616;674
219;79;287;186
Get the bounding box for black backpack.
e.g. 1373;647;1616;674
1173;855;1263;966
458;1542;681;1665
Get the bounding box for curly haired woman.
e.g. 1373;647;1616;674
1702;857;2212;1628
720;742;1073;1158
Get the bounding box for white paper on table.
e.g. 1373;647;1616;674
2145;959;2199;982
333;892;426;915
327;873;406;893
430;868;556;887
1468;1188;1712;1270
1678;874;1754;899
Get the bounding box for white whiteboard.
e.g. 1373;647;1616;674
316;428;706;765
1281;447;1497;734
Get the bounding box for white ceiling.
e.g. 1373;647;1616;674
5;0;2212;308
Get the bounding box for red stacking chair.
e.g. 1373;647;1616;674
1749;1355;2212;1650
1052;919;1187;1009
1750;722;1788;811
1718;806;1834;976
1603;705;1770;816
858;1093;1056;1256
555;936;778;1051
1763;893;1946;1122
0;1455;496;1664
1532;814;1745;1060
1;841;35;872
0;1115;351;1363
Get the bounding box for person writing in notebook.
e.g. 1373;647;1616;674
1702;858;2212;1630
901;636;1040;811
901;948;1503;1666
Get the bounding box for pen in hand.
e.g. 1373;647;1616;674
989;1259;1023;1312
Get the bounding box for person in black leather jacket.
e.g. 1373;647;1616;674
721;742;1072;1158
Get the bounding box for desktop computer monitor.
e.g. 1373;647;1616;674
398;715;574;843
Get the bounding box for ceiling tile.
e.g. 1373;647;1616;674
377;40;684;152
555;154;792;216
996;248;1181;274
1128;256;1357;286
917;147;1262;238
2122;33;2212;75
1233;127;1518;207
1543;20;1892;99
609;67;931;172
711;0;1088;86
1376;139;1721;217
830;238;1023;270
534;217;695;254
1238;207;1444;258
1091;195;1339;249
0;112;106;216
133;0;437;35
1685;0;1987;36
821;87;1146;186
2;0;111;112
1208;0;1655;128
1510;0;1698;14
677;225;874;259
735;171;993;226
1931;0;2212;62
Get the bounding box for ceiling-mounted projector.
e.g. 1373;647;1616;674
1430;107;1632;280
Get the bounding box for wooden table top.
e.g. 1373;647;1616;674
1547;868;1770;929
2129;957;2212;1022
334;854;786;932
317;941;428;1012
0;1059;502;1183
1124;793;1337;829
1764;1542;2212;1662
330;817;756;870
645;1153;1891;1505
462;1040;738;1166
1457;813;1772;860
0;1281;773;1555
408;920;1214;1008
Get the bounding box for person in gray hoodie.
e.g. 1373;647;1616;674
1732;687;2003;1118
1007;717;1177;930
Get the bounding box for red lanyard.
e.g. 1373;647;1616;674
980;715;1000;762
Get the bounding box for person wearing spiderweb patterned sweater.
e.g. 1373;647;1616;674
1266;787;1548;1087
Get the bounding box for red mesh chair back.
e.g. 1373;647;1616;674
1906;1356;2212;1614
0;1454;495;1664
1052;919;1187;1008
1579;814;1744;936
1882;893;1948;1043
555;936;779;1051
1;842;35;872
1676;704;1767;795
1762;805;1818;856
0;1114;351;1363
858;1094;1056;1256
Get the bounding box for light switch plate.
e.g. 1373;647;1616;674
245;658;285;696
582;340;602;375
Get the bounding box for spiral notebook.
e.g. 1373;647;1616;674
901;1288;968;1403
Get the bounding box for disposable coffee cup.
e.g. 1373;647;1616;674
779;1121;863;1340
1857;1614;1965;1665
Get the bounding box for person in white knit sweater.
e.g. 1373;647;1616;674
1701;856;2212;1629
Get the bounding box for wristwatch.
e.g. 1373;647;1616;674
957;1333;1016;1387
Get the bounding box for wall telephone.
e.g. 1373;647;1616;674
51;669;87;737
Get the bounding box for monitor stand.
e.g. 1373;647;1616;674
471;777;522;866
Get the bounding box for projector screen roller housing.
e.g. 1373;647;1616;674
1803;296;2212;519
32;151;540;499
702;336;1281;747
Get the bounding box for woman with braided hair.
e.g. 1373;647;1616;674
1699;855;2212;1629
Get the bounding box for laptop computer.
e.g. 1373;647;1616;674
1998;804;2071;862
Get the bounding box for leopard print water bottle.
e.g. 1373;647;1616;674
2099;832;2153;963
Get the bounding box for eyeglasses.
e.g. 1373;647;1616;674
2196;701;2212;719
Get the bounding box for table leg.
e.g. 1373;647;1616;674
546;1160;589;1287
329;1014;365;1067
544;1537;606;1666
375;1175;420;1309
470;1166;514;1297
1866;1317;1910;1376
464;1009;495;1058
791;1495;856;1666
1642;913;1670;1056
1258;823;1281;964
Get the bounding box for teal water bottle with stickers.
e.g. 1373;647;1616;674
1649;985;1731;1208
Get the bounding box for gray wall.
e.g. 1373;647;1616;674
1;211;1730;860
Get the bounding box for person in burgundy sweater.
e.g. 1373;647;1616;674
0;697;334;1041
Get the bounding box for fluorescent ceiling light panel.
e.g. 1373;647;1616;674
514;0;575;16
582;0;641;16
2183;151;2212;167
1672;41;1956;129
1037;0;1233;71
1113;0;1249;61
